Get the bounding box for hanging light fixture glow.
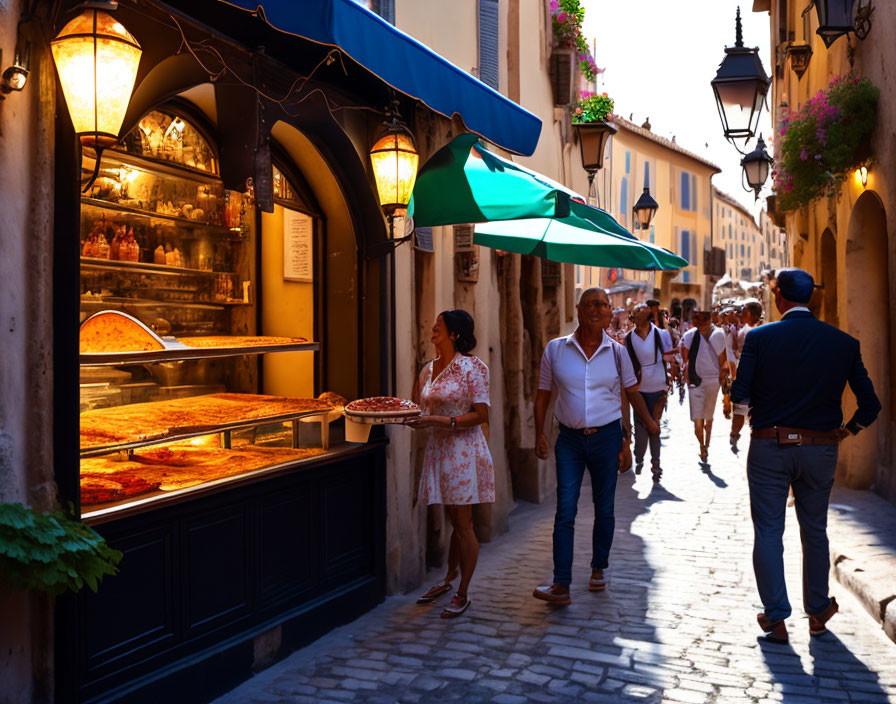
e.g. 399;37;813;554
51;9;142;149
370;107;419;225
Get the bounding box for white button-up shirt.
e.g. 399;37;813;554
681;326;727;383
627;324;672;393
539;330;638;429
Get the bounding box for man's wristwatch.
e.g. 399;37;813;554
450;416;457;430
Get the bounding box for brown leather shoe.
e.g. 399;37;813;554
588;569;608;592
757;612;789;644
809;597;839;636
533;583;571;606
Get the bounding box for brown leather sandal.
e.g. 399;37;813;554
416;580;452;605
809;597;839;636
757;613;789;644
440;592;470;618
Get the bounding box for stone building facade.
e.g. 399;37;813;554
753;0;896;503
713;187;762;282
577;116;720;309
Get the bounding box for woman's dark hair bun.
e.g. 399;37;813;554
439;309;476;355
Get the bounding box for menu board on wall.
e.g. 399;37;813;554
283;209;314;282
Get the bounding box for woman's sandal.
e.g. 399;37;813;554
416;580;452;605
440;592;470;619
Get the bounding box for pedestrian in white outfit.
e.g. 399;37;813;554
680;309;729;462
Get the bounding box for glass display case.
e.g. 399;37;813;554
78;109;343;521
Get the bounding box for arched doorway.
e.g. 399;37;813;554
820;228;839;327
844;191;890;492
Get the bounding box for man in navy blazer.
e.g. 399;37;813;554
731;268;880;644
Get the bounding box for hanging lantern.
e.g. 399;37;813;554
741;135;774;200
710;7;770;147
51;10;142;149
369;116;419;221
786;43;813;80
572;121;616;172
814;0;857;48
632;187;659;230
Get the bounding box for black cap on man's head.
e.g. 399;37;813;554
776;268;815;304
646;299;660;307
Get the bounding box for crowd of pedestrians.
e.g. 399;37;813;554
407;268;881;649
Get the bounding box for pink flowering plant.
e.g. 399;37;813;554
572;91;614;124
550;0;601;81
774;75;878;211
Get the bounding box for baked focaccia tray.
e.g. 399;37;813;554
79;310;319;365
81;444;327;507
80;393;335;456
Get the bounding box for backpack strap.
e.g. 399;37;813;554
624;331;641;382
687;329;703;387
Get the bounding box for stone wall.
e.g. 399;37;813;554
0;3;58;701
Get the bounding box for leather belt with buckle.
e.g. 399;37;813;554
559;422;614;436
751;426;840;446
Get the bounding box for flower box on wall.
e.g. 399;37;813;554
550;47;578;106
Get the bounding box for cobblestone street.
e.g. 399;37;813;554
214;398;896;704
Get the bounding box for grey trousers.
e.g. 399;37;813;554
634;390;665;467
747;438;838;622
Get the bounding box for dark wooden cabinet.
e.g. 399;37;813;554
56;442;386;704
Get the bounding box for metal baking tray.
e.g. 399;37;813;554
79;407;338;458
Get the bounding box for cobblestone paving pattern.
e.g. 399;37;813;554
214;397;896;704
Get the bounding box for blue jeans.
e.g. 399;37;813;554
552;422;623;585
747;438;838;622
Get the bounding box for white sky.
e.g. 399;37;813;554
584;0;773;218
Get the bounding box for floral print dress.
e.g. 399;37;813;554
418;354;495;505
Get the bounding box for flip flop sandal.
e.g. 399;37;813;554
440;594;470;619
416;581;452;605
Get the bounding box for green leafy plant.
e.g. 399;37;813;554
0;503;122;595
572;91;614;124
774;75;879;211
550;0;602;81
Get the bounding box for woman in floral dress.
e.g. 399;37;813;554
410;309;494;618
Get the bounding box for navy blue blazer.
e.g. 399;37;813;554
730;310;881;432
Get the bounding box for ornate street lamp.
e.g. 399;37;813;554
814;0;856;47
632;187;659;231
741;135;773;200
51;8;142;150
369;102;419;240
786;43;813;80
572;121;617;205
711;7;770;152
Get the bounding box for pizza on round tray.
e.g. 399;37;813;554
344;396;421;418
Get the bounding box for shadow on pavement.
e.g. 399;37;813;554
758;632;888;701
699;460;728;488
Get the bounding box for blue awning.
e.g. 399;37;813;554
218;0;542;156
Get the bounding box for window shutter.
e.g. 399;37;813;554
479;0;499;90
691;174;697;211
643;161;650;189
680;171;690;210
372;0;395;23
620;177;628;223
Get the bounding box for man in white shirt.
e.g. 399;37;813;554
624;304;675;481
730;299;763;449
681;309;729;462
532;288;660;606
